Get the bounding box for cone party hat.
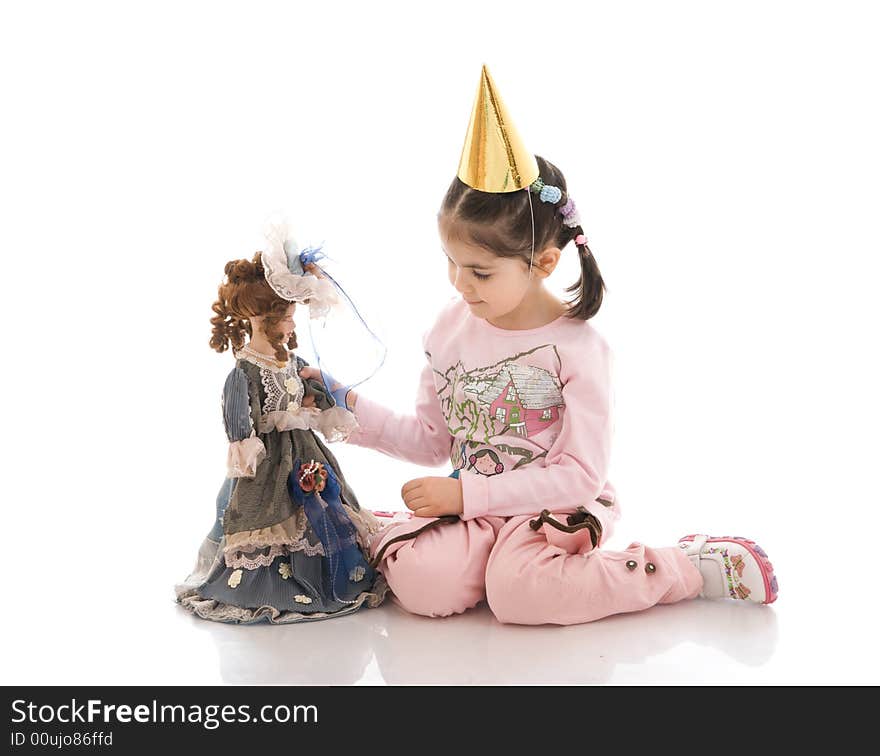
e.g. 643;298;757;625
457;65;539;193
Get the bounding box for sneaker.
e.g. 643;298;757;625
678;534;778;604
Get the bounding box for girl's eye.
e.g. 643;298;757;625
473;271;491;281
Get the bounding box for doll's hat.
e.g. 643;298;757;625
456;65;539;193
261;218;338;318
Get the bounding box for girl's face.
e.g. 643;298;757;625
439;219;532;322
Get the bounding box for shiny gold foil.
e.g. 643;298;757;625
457;65;539;193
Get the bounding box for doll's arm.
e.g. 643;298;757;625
459;336;619;545
294;356;359;443
223;367;266;478
346;358;452;467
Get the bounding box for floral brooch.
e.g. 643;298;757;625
298;460;328;493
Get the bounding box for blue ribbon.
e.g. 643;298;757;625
287;459;374;603
297;246;387;403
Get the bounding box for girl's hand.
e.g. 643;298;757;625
401;477;463;518
299;367;358;410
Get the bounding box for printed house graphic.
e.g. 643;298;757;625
475;364;564;437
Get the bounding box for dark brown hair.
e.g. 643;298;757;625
209;252;297;362
439;155;604;320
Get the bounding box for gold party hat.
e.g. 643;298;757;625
457;65;539;193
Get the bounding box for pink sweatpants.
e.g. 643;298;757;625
371;513;703;625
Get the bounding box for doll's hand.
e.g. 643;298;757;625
401;477;463;518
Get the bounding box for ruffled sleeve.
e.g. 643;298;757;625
297;356;359;443
222;367;266;478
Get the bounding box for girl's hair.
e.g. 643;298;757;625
209;252;297;362
439;154;605;320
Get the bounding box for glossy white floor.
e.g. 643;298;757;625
5;484;878;685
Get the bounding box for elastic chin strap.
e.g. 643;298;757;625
525;187;536;280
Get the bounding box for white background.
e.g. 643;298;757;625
2;0;878;684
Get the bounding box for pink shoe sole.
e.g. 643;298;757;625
680;534;779;604
370;510;413;524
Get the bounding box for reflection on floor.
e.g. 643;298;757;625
180;597;779;685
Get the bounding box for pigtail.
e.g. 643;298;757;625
563;224;605;321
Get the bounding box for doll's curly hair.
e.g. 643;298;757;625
209;252;297;363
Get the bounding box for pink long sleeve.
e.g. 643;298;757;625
347;357;453;468
458;332;620;542
347;298;621;542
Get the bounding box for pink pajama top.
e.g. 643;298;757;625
347;298;620;543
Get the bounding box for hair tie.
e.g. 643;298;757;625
575;234;587;246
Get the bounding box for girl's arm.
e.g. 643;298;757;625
223;367;266;478
346;356;453;468
460;335;619;544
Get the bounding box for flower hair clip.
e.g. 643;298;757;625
530;177;582;228
529;176;562;204
559;197;582;228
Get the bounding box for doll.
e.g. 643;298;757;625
175;221;387;624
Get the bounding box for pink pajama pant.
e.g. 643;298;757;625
370;513;703;625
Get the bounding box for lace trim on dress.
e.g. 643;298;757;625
256;404;358;442
261;365;304;415
223;512;310;554
227;435;266;478
233;347;308;417
225;540;325;569
221;500;375;560
256;408;321;434
176;574;388;625
314;405;358;443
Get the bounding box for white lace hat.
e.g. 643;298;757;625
261;219;338;319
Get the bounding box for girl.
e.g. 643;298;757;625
176;222;387;624
305;66;778;625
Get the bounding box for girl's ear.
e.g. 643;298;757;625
534;246;561;277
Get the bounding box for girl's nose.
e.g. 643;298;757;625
451;267;467;293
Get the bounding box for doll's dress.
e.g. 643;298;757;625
176;348;387;624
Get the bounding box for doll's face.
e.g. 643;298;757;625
439;219;532;322
277;304;296;341
251;303;296;341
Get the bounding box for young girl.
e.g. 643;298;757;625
304;66;778;625
176;222;387;624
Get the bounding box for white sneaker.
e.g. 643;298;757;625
678;534;778;604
